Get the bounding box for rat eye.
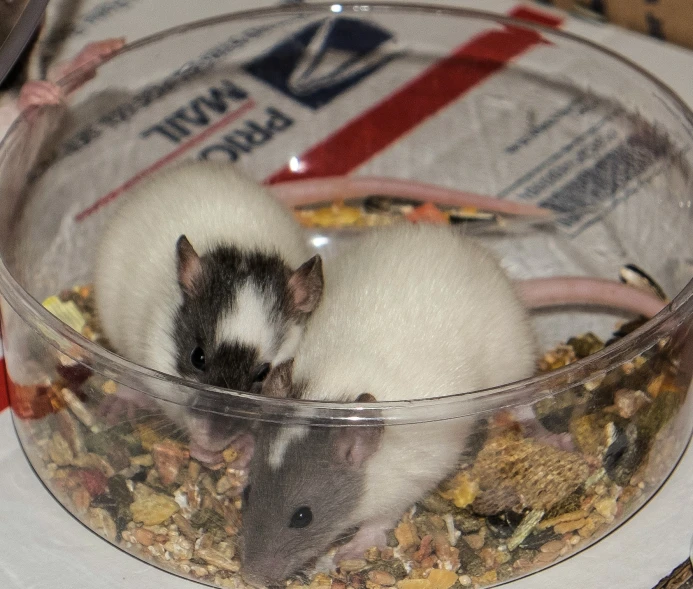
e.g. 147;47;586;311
289;506;313;529
252;362;270;383
190;346;206;371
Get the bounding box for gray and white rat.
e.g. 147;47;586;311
240;223;538;586
94;161;323;463
239;221;668;584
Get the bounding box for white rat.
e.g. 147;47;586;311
240;223;538;586
94;161;323;463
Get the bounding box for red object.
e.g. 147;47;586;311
508;5;563;28
266;7;563;185
405;202;449;224
7;381;55;420
0;359;8;412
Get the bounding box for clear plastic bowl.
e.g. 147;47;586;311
2;3;693;588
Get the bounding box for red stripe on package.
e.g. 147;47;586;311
0;359;8;412
508;5;563;27
266;7;562;184
76;99;256;222
75;6;561;221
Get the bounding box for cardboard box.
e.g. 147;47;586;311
538;0;693;50
606;0;692;48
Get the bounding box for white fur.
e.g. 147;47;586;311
272;323;304;366
289;224;537;528
216;283;277;359
93;161;311;376
268;425;310;470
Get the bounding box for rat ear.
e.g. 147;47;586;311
288;255;323;316
177;235;203;296
262;360;294;398
333;393;383;468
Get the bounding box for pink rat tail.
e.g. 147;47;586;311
269;176;553;218
517;277;667;319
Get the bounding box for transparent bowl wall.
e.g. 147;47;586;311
2;4;693;588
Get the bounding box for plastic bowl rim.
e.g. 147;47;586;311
1;1;693;425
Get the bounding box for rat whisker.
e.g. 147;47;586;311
146;421;179;435
333;529;359;545
292;570;312;585
125;411;168;422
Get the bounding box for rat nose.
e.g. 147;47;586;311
240;549;288;589
241;571;269;589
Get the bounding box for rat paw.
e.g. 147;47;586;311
520;417;575;452
66;38;126;73
228;431;255;469
18;81;63;111
334;522;390;564
188;443;224;466
48;38;126;93
539;431;574;452
189;430;255;467
505;406;575;452
98;395;137;426
97;384;158;426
